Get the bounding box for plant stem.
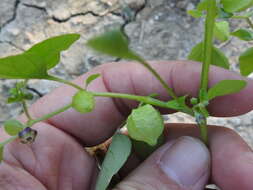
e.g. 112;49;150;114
137;58;178;100
1;135;18;146
46;72;194;115
47;73;193;114
132;56;194;114
48;73;193;114
92;92;193;115
246;18;253;29
22;100;33;122
199;122;208;145
199;0;216;100
25;90;192;128
93;92;169;108
198;0;217;144
47;75;83;91
27;104;72;126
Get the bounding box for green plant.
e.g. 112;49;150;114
0;0;253;189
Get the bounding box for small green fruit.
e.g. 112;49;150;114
126;104;164;146
72;91;95;113
4;119;24;136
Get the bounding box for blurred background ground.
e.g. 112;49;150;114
0;0;253;147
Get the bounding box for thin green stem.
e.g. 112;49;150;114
132;57;195;114
232;15;248;19
137;58;178;100
232;10;253;20
246;18;253;30
93;92;170;108
92;92;193;115
24;90;192;128
1;135;18;146
46;73;193;115
47;74;193;114
49;59;178;101
27;104;72;126
22;100;33;122
199;122;208;145
199;0;217;101
198;0;217;144
47;75;83;91
47;73;193;113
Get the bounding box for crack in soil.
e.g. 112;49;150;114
22;2;114;23
0;0;147;59
51;11;103;23
0;0;21;33
22;3;48;14
0;40;24;51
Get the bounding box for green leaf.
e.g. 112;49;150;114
7;81;34;103
231;29;253;41
214;21;230;42
86;29;140;61
132;134;164;161
197;0;209;11
187;0;211;18
187;10;204;18
4;119;24;136
27;34;80;70
95;134;131;190
0;34;80;79
0;53;48;79
221;0;253;13
218;8;234;18
239;47;253;76
126;104;164;146
166;96;188;111
188;42;230;69
85;74;101;88
208;80;247;100
0;145;3;163
72;91;95;113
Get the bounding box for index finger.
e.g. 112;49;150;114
28;61;253;145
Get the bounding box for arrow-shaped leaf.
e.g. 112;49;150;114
239;47;253;76
231;29;253;41
208;80;247;100
85;74;101;88
0;34;80;79
86;29;140;61
221;0;253;13
95;134;132;190
188;42;229;69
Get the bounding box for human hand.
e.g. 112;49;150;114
1;61;253;190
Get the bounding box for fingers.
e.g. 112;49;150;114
0;122;96;190
28;61;253;145
114;136;210;190
0;162;47;190
209;126;253;190
165;124;253;190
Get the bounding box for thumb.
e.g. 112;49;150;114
114;136;210;190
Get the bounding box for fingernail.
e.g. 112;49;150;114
159;136;210;187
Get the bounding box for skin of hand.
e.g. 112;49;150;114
0;61;253;190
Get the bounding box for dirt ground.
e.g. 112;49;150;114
0;0;253;148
